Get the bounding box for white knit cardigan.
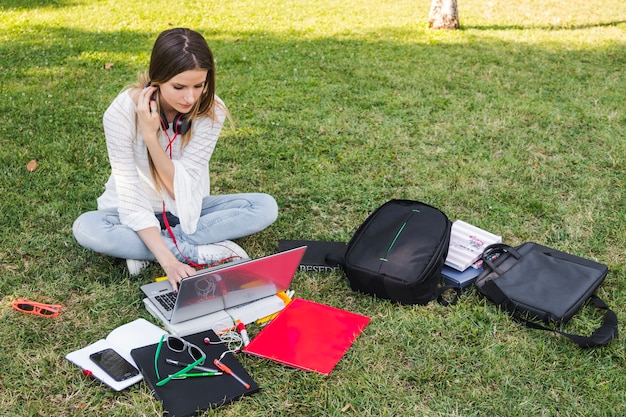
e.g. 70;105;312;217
97;89;225;235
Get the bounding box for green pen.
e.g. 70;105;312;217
171;371;223;379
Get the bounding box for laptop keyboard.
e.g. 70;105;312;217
154;291;177;311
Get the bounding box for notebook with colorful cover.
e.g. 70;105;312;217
242;298;370;375
445;220;502;272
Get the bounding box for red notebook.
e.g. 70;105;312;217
243;298;370;375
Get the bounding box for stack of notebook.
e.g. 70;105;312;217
442;220;502;287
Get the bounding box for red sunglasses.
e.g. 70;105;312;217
12;298;62;318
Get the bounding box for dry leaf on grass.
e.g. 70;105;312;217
341;403;355;412
26;159;38;172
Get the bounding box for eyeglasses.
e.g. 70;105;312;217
12;299;62;318
154;335;206;386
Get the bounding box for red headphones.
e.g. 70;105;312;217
159;108;192;135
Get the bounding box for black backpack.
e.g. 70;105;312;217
342;199;454;305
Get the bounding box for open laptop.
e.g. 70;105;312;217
141;246;306;324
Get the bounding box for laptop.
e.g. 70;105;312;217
141;246;306;324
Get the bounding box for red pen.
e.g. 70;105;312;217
213;359;250;389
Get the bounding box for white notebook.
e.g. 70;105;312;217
445;220;502;272
65;318;167;391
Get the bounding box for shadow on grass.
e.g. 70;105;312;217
463;20;626;31
1;25;625;280
0;0;79;10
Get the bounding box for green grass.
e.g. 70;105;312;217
1;0;625;415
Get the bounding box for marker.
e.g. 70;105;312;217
166;358;219;373
276;291;292;304
214;359;250;389
256;312;278;325
235;320;250;347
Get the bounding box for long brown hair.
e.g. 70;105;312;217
137;28;230;192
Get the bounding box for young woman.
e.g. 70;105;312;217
73;28;278;289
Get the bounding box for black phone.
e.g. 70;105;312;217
89;348;140;382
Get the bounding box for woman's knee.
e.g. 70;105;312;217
256;193;278;225
72;210;117;252
72;212;92;248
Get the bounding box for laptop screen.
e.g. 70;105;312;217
176;246;307;310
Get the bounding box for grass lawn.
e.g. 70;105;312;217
1;0;625;415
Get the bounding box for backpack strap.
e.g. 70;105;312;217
518;295;618;348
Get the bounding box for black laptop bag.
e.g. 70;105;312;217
475;242;618;348
342;199;453;305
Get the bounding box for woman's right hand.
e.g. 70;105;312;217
136;86;161;139
136;228;196;291
163;260;197;291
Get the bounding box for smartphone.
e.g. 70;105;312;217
89;348;140;382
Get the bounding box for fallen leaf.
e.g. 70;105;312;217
26;159;38;172
104;62;114;69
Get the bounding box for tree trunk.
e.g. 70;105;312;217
428;0;459;30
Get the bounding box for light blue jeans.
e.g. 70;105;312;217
72;193;278;262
